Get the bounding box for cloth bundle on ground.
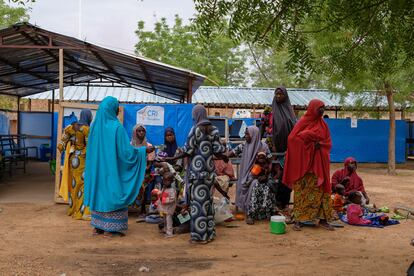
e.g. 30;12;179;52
339;212;400;228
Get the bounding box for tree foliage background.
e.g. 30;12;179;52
193;0;414;174
135;15;248;86
0;0;28;110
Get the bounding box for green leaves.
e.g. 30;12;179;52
135;15;248;86
194;0;414;105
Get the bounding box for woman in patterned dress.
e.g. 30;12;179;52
283;99;334;231
84;97;153;237
58;109;93;220
227;126;273;224
166;105;227;244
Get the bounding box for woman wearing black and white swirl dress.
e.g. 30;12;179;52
166;105;227;244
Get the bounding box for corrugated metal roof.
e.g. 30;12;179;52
193;86;395;109
26;85;399;110
0;23;204;101
26;86;175;103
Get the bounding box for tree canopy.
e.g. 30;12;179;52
193;0;414;174
135;15;248;86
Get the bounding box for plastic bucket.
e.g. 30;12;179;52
270;215;286;234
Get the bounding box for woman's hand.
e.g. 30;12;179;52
146;146;155;153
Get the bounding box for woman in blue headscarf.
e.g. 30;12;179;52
84;97;154;237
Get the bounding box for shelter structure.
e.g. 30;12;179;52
0;22;205;134
27;86;411;119
193;86;410;118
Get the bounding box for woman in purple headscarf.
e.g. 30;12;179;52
227;126;274;225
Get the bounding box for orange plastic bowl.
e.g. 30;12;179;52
251;164;262;176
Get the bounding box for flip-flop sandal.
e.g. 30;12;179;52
329;222;345;228
245;218;255;225
391;214;405;220
103;232;125;238
320;223;335;231
189;239;208;245
379;207;390;213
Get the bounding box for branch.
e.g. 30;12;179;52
258;3;288;42
248;43;270;82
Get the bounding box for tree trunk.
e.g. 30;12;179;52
385;83;396;175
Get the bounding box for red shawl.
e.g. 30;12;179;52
282;99;332;193
331;157;365;195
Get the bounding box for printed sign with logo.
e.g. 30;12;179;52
351;118;358;128
136;106;165;126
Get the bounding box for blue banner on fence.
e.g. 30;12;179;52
122;104;194;147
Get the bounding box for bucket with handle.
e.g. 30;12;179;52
270;215;286;234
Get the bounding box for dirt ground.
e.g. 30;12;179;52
0;162;413;276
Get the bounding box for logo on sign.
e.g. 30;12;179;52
136;106;164;126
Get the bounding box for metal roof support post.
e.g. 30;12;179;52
335;108;338;119
17;96;20;135
187;76;193;103
59;48;64;102
86;83;90;102
51;89;55;157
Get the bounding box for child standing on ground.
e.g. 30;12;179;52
347;192;371;225
158;172;177;237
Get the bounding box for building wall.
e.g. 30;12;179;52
22;99;414;120
207;107;414;120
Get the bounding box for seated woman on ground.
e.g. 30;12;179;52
226;126;274;225
244;152;275;224
331;157;370;205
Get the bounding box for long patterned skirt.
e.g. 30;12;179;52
189;176;215;242
247;179;275;220
68;153;90;220
91;208;129;233
293;173;332;223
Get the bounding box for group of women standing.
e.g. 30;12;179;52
234;87;334;231
59;87;336;242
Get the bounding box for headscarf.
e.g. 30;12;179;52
333;157;365;195
164;127;178;158
236;126;266;209
192;104;210;126
84;96;147;212
131;124;147;147
283;99;332;193
78;109;93;126
271;86;296;152
131;124;155;161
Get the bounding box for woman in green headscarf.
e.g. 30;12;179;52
84;96;154;237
